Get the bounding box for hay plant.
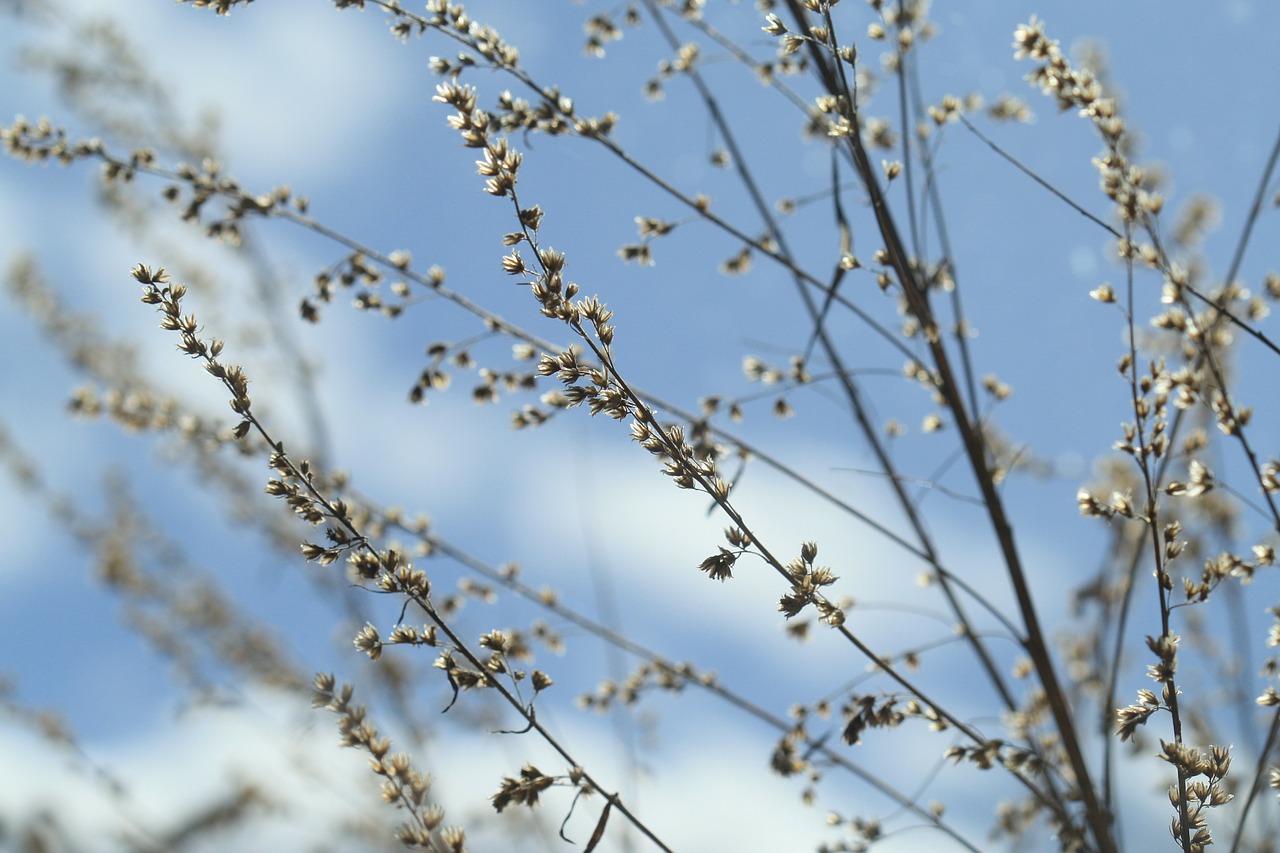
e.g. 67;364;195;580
2;1;1279;851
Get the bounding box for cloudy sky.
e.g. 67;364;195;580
2;1;1279;851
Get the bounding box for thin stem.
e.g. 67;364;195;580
1118;231;1193;852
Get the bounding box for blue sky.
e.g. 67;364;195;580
2;1;1279;850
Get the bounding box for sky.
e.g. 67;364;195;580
1;1;1279;851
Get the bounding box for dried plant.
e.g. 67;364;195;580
2;1;1279;851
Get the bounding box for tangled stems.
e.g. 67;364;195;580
0;114;1025;662
436;76;1078;837
771;7;1113;849
130;263;674;853
126;236;979;848
1013;15;1279;851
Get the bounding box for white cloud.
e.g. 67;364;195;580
0;691;362;851
15;0;402;188
0;683;996;852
